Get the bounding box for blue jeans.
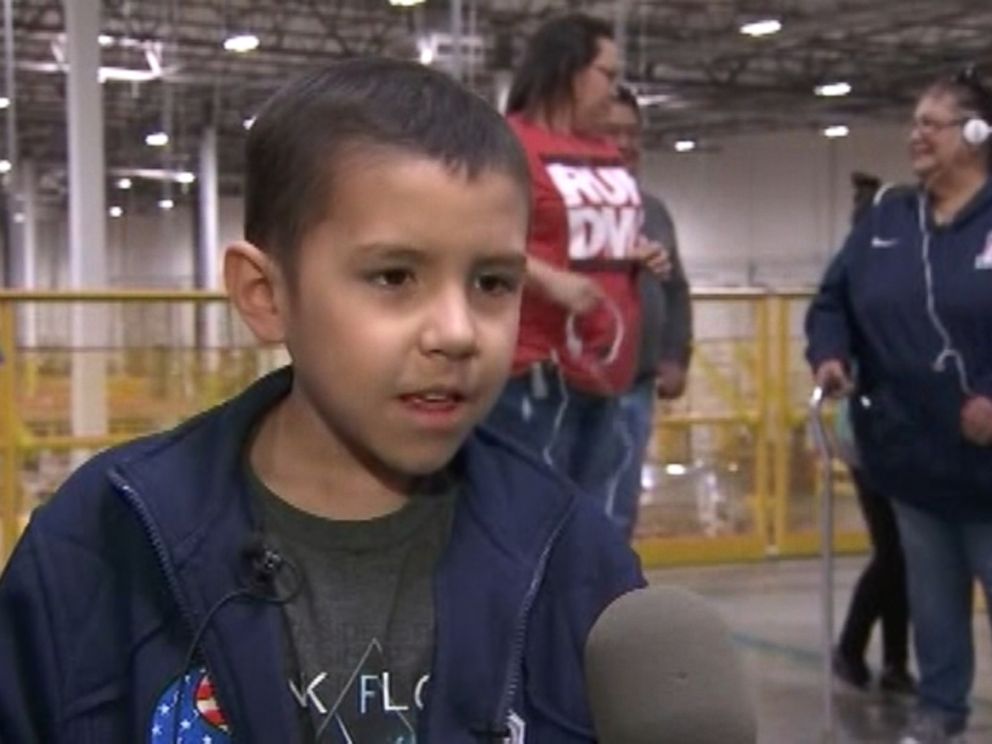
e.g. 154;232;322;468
892;499;992;733
485;369;630;529
614;378;656;541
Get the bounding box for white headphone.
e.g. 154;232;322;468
962;116;990;146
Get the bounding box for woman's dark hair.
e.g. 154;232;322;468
245;57;531;270
926;66;992;167
850;171;881;225
506;13;613;117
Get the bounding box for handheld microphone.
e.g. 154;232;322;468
584;586;757;744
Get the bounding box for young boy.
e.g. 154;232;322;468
0;59;644;743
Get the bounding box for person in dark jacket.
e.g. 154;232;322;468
806;69;992;744
0;59;644;744
828;173;915;696
606;85;693;541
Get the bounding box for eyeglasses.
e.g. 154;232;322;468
910;116;966;135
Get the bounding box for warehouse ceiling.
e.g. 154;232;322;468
2;0;992;208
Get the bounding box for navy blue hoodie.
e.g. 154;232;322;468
806;180;992;519
0;367;644;742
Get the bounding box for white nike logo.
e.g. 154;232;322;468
871;237;899;248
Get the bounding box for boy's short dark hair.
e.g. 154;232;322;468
245;57;531;268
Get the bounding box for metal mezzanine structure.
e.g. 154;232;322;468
0;287;863;568
0;0;991;212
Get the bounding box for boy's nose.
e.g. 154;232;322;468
420;289;478;359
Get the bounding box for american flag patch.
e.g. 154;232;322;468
149;667;231;743
195;674;229;732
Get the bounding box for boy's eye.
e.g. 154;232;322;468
476;272;521;296
369;268;414;288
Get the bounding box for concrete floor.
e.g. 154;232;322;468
647;557;992;743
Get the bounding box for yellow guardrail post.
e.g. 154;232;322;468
772;294;791;554
0;299;18;563
753;294;771;551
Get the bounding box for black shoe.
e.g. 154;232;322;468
880;666;917;695
832;648;871;689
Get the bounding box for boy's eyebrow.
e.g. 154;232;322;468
476;253;527;271
356;242;527;269
357;243;426;262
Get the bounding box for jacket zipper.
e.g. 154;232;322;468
109;468;196;632
492;501;576;731
110;468;242;740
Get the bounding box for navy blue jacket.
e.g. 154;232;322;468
0;368;644;742
806;181;992;519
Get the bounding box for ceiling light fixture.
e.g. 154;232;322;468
740;19;782;37
823;125;850;138
145;131;169;147
674;139;697;153
389;0;427;6
158;198;175;210
0;159;10;173
243;116;255;130
223;33;259;53
108;206;123;218
815;82;852;97
0;97;9;109
113;168;201;184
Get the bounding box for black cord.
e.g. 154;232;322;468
171;588;252;743
170;539;302;743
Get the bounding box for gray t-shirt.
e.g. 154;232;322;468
248;468;456;743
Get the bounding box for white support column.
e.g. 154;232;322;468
20;158;37;347
197;126;223;362
494;70;512;115
197;127;219;291
614;0;630;76
65;0;107;447
2;0;19;290
449;0;464;82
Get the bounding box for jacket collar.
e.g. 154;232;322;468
112;366;579;741
115;366;575;571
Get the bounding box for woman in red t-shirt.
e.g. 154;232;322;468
485;12;668;523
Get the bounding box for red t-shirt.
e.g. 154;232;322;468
509;115;643;395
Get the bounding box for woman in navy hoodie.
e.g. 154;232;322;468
807;68;992;744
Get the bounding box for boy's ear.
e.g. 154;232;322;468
224;241;287;344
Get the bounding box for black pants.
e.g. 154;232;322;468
837;468;910;669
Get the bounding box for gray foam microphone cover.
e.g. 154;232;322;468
584;586;757;744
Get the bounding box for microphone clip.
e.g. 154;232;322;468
241;536;285;593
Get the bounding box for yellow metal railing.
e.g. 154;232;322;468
632;289;869;566
0;288;865;568
0;299;17;562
